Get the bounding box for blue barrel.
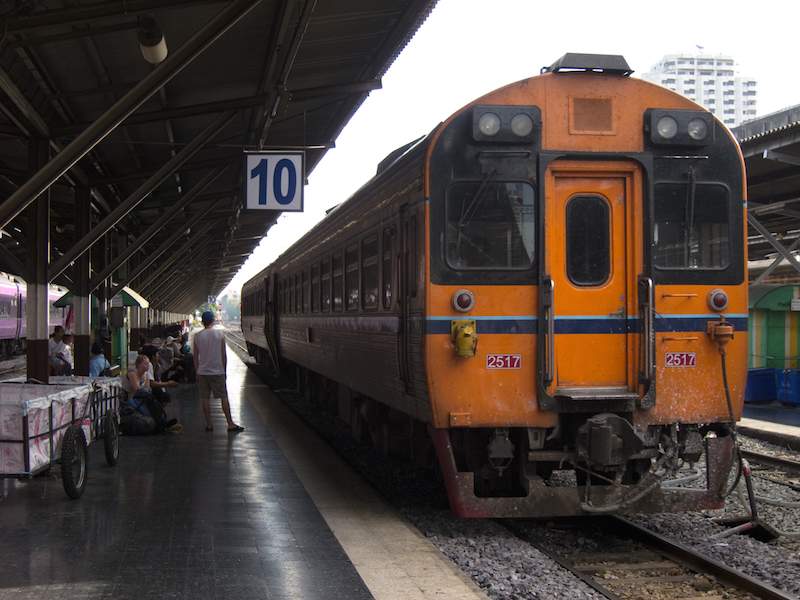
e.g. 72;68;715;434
746;368;777;404
778;369;800;407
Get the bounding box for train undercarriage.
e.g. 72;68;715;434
262;355;736;518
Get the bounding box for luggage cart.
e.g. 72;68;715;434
0;378;122;499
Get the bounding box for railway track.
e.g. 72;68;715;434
741;449;800;475
225;336;796;599
510;516;795;600
224;330;249;356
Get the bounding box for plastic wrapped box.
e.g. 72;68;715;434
0;383;93;476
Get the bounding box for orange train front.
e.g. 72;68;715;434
242;53;747;517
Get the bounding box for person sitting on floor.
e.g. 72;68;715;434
120;355;181;433
139;344;173;403
89;342;112;378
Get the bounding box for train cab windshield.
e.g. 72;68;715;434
445;179;535;270
653;182;730;270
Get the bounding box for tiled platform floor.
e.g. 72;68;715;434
0;353;372;599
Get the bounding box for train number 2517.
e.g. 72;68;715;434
664;352;697;368
486;354;521;369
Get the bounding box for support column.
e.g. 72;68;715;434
73;186;91;375
26;139;49;383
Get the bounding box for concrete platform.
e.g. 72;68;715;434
0;347;486;600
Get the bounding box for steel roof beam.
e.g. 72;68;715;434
8;20;139;48
4;1;226;33
116;216;215;293
748;213;800;276
87;165;228;292
48;110;234;280
762;149;800;167
0;0;263;232
55;80;381;137
258;0;318;147
89;155;237;186
752;236;800;285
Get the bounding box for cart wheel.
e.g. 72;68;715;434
61;425;88;499
104;413;119;467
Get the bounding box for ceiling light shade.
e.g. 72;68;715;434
138;15;168;65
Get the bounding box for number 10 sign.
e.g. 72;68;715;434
243;152;304;212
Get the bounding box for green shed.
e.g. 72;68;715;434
749;284;800;369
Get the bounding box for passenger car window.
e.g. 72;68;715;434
311;265;320;312
446;181;535;270
654;183;729;270
566;195;610;286
321;259;331;312
345;245;359;310
362;236;378;309
382;227;395;309
332;254;343;312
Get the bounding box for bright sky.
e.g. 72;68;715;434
218;0;800;300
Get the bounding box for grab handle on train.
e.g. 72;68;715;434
543;277;555;385
638;276;655;381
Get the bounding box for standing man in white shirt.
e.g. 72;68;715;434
194;310;243;433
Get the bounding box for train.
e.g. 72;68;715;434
0;273;69;356
242;53;747;517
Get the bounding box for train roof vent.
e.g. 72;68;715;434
542;53;633;76
376;135;426;175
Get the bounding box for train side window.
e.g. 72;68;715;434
295;273;301;314
345;244;359;310
311;264;320;312
382;227;395;309
653;183;730;270
407;216;417;297
361;235;379;310
566;195;610;286
321;259;331;311
332;254;344;312
303;270;310;313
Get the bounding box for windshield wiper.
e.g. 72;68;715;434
685;166;697;266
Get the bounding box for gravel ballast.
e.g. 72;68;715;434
232;346;800;599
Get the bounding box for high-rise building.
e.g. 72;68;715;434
642;53;757;127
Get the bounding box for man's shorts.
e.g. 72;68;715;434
197;374;228;401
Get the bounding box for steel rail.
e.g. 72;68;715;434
740;449;800;474
608;516;793;600
506;516;795;600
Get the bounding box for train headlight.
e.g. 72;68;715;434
510;113;534;137
452;289;475;312
646;110;714;146
472;105;540;143
687;118;708;141
708;289;729;312
478;113;501;137
656;116;678;139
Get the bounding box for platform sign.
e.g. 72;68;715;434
244;151;304;212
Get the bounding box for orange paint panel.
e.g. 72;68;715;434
426;332;555;429
638;335;747;425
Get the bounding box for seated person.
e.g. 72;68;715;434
139;345;173;403
61;334;74;376
89;342;111;378
120;355;181;433
48;326;69;375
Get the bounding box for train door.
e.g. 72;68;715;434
543;161;641;397
263;274;280;374
398;204;418;391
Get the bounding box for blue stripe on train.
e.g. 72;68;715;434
424;315;748;335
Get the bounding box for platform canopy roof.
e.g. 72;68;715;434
734;106;800;283
0;0;436;313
